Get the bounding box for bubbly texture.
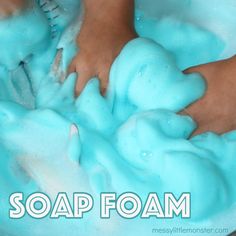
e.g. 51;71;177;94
0;0;236;235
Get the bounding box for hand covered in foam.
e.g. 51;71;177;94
0;3;236;235
108;38;206;121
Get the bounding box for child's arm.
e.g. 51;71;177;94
68;0;137;95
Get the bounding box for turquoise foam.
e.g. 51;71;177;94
0;0;236;235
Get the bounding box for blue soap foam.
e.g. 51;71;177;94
0;0;236;235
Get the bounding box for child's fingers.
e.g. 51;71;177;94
75;67;110;96
68;56;96;96
68;54;110;96
68;59;77;74
75;70;94;96
98;71;109;96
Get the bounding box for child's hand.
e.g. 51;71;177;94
69;20;136;95
184;56;236;135
68;0;136;96
0;0;27;18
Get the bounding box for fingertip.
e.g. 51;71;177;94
68;63;76;74
75;79;85;97
75;86;83;97
101;87;107;96
99;78;108;96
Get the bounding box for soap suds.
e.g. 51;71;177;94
0;0;236;235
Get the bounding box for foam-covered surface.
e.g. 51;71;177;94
0;0;236;235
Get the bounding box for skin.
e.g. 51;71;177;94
68;0;137;95
1;0;236;135
0;0;137;95
184;56;236;135
0;0;27;18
